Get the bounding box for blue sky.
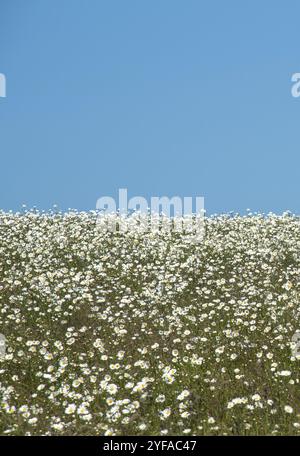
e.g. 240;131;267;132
0;0;300;214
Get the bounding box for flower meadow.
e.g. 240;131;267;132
1;210;300;436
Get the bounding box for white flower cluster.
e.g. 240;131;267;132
0;210;300;435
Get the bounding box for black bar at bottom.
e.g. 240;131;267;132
0;436;299;454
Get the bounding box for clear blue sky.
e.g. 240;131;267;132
0;0;299;214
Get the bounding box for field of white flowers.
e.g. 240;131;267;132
0;210;300;435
